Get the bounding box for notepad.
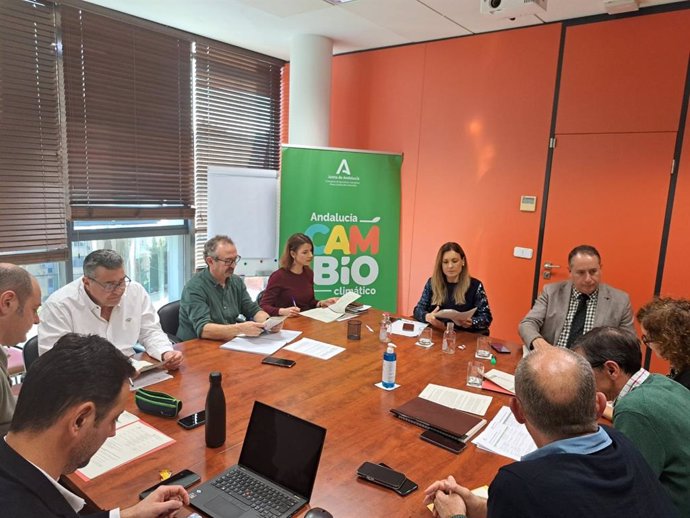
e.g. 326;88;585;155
391;397;486;441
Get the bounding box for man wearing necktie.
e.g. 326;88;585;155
519;245;634;351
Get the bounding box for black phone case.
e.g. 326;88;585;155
379;463;418;496
356;461;406;489
139;470;200;499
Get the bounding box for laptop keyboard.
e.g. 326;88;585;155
211;469;298;517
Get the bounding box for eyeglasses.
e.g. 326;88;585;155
88;275;131;293
212;255;241;266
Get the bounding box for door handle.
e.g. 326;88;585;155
543;262;560;280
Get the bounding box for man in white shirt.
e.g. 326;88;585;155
38;249;182;369
0;333;189;517
0;264;42;435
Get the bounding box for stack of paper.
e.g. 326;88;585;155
434;308;477;326
390;318;427;337
472;406;537;460
300;292;361;323
76;411;175;480
284;338;345;360
419;383;493;416
221;330;302;355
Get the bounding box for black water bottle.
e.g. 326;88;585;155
205;371;226;448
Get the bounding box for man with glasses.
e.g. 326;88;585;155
177;235;273;341
37;250;183;369
519;244;634;351
573;326;690;517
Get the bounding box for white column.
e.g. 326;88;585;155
288;34;333;147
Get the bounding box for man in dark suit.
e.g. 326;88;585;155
518;244;634;351
0;333;189;518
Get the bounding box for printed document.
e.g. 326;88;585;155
472;406;537;460
263;315;287;332
76;411;174;480
434;308;477;326
300;291;361;323
221;330;302;355
284;338;345;360
419;383;493;416
390;318;428;337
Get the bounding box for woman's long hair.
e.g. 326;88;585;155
279;233;314;270
431;242;470;306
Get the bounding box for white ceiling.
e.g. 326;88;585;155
82;0;686;60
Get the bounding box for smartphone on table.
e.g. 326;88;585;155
356;461;406;489
138;469;201;499
177;410;206;430
420;429;467;454
491;343;511;354
261;356;296;368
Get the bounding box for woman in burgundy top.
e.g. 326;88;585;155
260;233;338;317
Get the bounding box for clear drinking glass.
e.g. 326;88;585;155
419;327;433;346
467;361;485;388
476;335;492;360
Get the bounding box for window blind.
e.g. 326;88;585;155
61;6;194;220
0;0;67;264
194;41;283;268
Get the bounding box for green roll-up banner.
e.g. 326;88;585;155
280;146;402;312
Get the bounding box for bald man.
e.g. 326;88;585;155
424;347;677;518
0;264;41;435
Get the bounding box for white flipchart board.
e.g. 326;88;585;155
207;166;279;276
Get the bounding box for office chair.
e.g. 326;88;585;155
158;300;182;343
22;336;39;371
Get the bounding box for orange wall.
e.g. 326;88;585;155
283;8;690;370
330;25;562;342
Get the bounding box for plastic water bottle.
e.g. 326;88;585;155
442;322;456;354
205;371;226;448
382;344;397;388
379;312;392;343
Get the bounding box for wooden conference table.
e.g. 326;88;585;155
65;310;521;517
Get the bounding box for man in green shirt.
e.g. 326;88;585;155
574;326;690;517
177;235;273;342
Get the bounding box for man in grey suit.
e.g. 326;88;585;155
519;245;634;351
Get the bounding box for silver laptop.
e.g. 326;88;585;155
190;401;327;518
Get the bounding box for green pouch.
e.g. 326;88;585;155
135;388;182;418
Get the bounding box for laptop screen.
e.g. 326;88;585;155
239;401;327;500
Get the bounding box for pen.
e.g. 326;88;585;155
292;297;297;307
128;377;134;387
366;325;374;333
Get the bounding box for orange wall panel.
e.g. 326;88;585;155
409;25;561;342
658;90;690;374
662;104;690;299
557;10;690;134
330;45;427;314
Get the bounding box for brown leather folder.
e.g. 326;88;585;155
390;397;486;441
